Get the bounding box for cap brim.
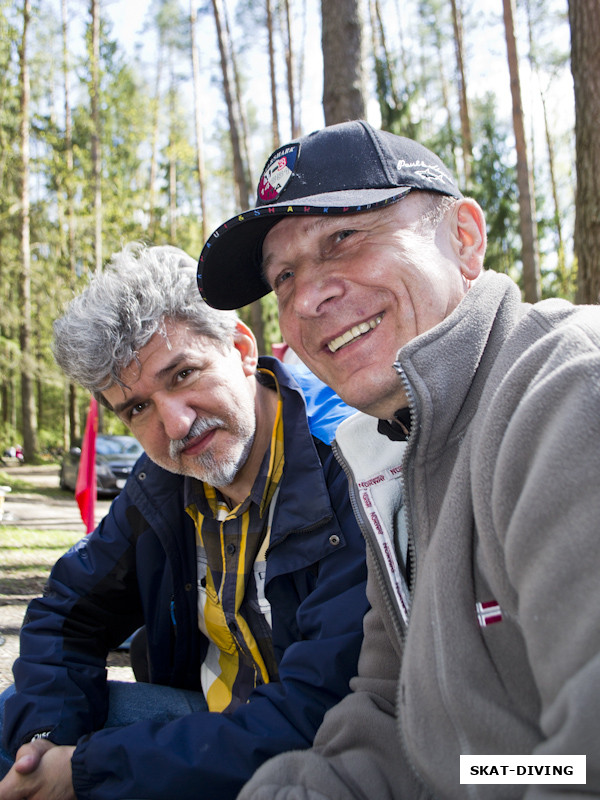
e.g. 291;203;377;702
198;187;411;310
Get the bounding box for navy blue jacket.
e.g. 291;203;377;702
3;359;368;800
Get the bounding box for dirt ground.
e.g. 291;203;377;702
0;464;134;690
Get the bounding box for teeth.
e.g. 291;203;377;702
327;315;382;353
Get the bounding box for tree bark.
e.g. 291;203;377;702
266;0;280;149
18;0;38;460
524;0;568;298
223;0;253;185
168;56;177;242
502;0;541;302
450;0;472;185
61;0;79;447
321;0;366;125
211;0;251;209
90;0;102;274
211;0;264;352
283;0;299;137
148;52;162;241
190;0;208;241
371;0;400;109
568;0;600;304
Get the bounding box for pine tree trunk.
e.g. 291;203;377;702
211;0;264;351
62;0;80;446
148;55;162;240
18;0;38;461
450;0;472;185
321;0;366;125
524;0;568;297
267;0;280;148
211;0;252;209
568;0;600;304
502;0;541;302
223;0;254;188
282;0;298;137
168;58;177;242
90;0;102;275
190;0;208;242
370;0;400;109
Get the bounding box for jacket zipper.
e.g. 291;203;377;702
393;360;418;611
334;425;435;796
393;361;441;799
332;439;407;647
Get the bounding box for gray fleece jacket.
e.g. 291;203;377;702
238;270;600;800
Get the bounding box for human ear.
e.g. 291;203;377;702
233;320;259;375
450;198;487;280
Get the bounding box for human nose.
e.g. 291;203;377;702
291;265;345;318
154;394;196;441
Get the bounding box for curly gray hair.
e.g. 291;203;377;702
53;243;239;408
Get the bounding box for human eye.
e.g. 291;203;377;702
175;368;195;383
272;268;294;293
129;401;149;419
335;228;356;243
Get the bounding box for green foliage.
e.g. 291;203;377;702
0;0;577;455
100;410;130;437
261;293;284;354
0;422;20;456
469;94;521;282
237;294;282;357
374;56;421;141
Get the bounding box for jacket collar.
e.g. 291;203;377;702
335;273;524;482
394;271;524;455
258;357;337;540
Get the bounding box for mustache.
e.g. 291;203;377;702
169;416;226;459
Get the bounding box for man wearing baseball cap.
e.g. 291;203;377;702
198;119;600;798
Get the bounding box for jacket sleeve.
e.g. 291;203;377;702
69;452;369;800
473;316;600;798
2;481;145;754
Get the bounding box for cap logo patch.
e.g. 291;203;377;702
258;144;299;202
396;158;454;189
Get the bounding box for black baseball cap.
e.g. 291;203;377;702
198;119;462;310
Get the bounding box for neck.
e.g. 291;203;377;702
218;381;278;508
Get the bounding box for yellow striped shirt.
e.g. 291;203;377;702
185;369;284;712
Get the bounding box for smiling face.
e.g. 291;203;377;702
102;320;263;495
262;193;486;419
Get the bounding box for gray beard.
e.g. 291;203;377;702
168;415;254;488
183;441;254;488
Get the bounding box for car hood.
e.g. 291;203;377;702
97;453;142;467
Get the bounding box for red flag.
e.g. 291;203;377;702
271;343;289;361
75;396;99;534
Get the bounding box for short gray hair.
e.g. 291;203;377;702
53;243;239;407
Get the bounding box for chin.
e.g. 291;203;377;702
344;382;403;420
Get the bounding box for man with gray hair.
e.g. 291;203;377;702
0;244;368;800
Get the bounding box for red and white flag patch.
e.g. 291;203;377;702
476;600;503;627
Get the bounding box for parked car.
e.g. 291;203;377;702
59;434;144;497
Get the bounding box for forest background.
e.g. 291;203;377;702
0;0;598;461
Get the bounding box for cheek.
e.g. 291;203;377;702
277;310;301;349
137;430;165;461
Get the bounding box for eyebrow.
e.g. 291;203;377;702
111;353;190;417
112;396;140;418
261;216;355;278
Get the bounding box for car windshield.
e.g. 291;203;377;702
96;437;143;456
